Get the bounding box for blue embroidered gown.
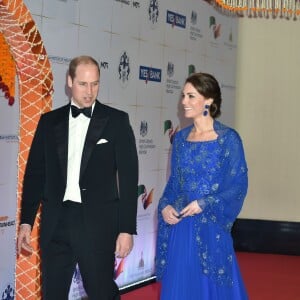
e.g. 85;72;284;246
156;121;248;300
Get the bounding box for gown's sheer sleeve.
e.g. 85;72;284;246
156;134;182;280
158;135;180;212
198;129;248;231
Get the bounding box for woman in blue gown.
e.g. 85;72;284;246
156;73;248;300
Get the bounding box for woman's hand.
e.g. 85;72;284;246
180;200;202;217
162;205;182;225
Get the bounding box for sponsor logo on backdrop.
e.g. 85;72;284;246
140;120;148;137
132;1;140;8
190;10;203;41
138;184;154;209
148;0;159;25
115;0;130;5
49;55;111;72
138;251;145;268
167;62;174;77
131;251;153;281
209;16;221;40
191;10;197;25
137;184;153;223
50;55;107;70
0;135;18;143
72;265;83;285
139;66;162;83
69;265;87;299
164;120;179;144
1;284;14;300
224;27;237;49
138;121;156;155
115;0;140;8
166;10;186;29
100;61;109;69
114;258;125;279
133;251;153;280
118;51;130;88
221;83;235;90
0;216;16;235
48;55;71;65
165;62;181;94
188;64;196;76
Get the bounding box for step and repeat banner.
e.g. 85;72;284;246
0;0;238;299
0;90;19;300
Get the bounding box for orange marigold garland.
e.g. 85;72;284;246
0;32;16;105
214;0;300;19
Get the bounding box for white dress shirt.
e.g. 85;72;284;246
63;100;94;203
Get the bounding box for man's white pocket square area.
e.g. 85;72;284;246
97;138;108;144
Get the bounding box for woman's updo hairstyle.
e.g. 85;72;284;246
185;72;222;118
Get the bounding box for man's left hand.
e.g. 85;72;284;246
115;233;133;258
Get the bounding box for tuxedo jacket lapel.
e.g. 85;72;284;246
54;105;70;184
80;101;109;181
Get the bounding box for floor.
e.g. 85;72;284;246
121;252;300;300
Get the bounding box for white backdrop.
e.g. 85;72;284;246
0;0;238;298
0;84;19;299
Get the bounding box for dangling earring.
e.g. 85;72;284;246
203;104;210;116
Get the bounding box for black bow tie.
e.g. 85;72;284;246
71;105;92;118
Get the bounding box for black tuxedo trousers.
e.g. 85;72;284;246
41;201;119;299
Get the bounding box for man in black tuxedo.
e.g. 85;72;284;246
17;55;138;300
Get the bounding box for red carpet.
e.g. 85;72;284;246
121;252;300;300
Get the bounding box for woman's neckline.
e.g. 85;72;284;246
186;125;218;143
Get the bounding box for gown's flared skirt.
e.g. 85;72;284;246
160;217;248;300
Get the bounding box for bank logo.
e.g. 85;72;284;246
191;10;197;25
140;120;148;137
148;0;159;24
209;16;221;39
166;10;186;29
138;184;154;209
139;65;162;83
1;284;14;300
118;51;130;87
167;62;174;78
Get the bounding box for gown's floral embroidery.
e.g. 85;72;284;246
156;120;248;286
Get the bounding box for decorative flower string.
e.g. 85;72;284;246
214;0;300;19
0;32;16;106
